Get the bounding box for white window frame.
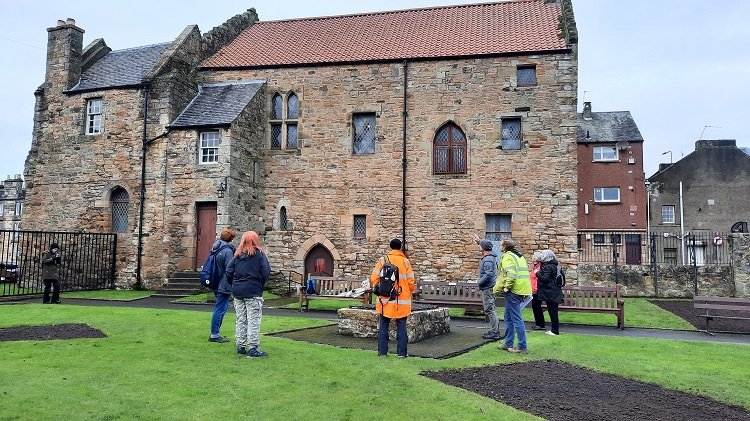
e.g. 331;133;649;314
593;146;618;161
594;187;620;203
0;203;4;215
661;205;675;224
199;131;220;164
86;98;103;134
14;202;22;217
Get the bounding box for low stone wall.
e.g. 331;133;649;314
337;305;450;343
732;234;750;296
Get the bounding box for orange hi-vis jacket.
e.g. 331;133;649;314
370;249;415;319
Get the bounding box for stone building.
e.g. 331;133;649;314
1;175;25;264
576;102;647;264
23;1;579;288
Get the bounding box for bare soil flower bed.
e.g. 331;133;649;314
423;360;750;420
649;300;750;333
0;323;107;342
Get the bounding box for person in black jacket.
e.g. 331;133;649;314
208;229;237;343
226;231;271;358
536;249;564;336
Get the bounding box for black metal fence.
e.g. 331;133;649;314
578;231;731;266
0;230;117;298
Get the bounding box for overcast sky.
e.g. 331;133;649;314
1;0;748;180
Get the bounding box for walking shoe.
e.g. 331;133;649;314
246;347;268;358
508;348;528;354
531;325;545;331
545;330;559;336
481;332;502;340
208;336;230;343
497;344;511;351
237;346;247;355
397;355;408;358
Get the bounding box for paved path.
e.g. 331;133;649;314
7;296;750;346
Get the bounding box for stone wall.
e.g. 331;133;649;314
577;233;750;297
205;51;579;281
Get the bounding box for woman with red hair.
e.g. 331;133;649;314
226;231;271;358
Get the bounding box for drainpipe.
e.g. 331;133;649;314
401;60;408;248
135;85;149;290
679;181;685;265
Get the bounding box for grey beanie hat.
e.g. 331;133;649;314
479;240;493;251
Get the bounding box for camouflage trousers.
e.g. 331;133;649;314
234;296;264;349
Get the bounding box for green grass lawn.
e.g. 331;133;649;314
61;289;155;300
285;297;695;330
0;303;747;420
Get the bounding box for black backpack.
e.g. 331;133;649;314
555;264;566;288
199;244;231;290
374;256;400;300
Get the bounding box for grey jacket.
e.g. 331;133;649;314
477;251;498;290
211;239;236;294
41;250;61;280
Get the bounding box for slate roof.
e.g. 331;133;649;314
201;0;568;69
67;43;171;93
169;81;264;129
577;112;644;143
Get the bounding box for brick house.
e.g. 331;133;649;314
23;1;579;288
576;101;647;264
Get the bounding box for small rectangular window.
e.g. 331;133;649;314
661;205;675;224
0;203;4;215
271;124;282;149
86;99;103;134
501;118;522;150
517;65;537;86
593;234;605;244
199;131;220;164
287;124;298;149
594;187;620;203
353;113;376;154
353;215;367;238
15;202;22;217
485;214;512;251
664;247;677;265
610;234;622;244
593;146;618;161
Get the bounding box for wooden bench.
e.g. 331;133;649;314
543;285;625;329
413;281;485;311
693;296;750;331
298;276;371;311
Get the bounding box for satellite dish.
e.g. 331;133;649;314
615;141;630;150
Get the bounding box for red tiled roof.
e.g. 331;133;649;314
201;0;567;69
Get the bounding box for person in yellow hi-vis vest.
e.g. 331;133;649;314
370;238;415;357
494;239;531;354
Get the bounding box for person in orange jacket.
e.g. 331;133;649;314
370;238;415;357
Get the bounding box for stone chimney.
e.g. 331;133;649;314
695;139;736;150
583;101;592;120
45;18;84;92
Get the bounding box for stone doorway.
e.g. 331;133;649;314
195;202;217;269
304;244;334;278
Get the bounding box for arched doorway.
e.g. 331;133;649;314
304;244;334;278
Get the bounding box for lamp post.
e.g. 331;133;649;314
661;151;672;164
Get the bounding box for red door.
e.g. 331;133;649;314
195;203;217;270
304;245;334;278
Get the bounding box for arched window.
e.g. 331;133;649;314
287;92;299;119
279;206;288;230
270;92;299;150
271;94;283;119
433;123;466;174
111;188;129;233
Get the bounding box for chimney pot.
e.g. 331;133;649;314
57;20;66;26
583;101;592;120
66;18;76;26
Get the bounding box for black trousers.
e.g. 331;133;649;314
531;294;546;327
43;279;60;303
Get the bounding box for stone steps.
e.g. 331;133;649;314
154;271;204;297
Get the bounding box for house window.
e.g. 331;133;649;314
662;205;675;224
517;65;537;86
353;215;367;238
111;188;129;233
593;146;618;161
353;113;376;155
485;214;512;253
664;247;677;265
594;187;620;203
269;92;300;150
501;118;522;150
14;202;22;217
0;203;4;215
593;234;605;244
433;123;467;174
279;206;288;230
610;234;622;244
199;131;220;164
86;98;103;134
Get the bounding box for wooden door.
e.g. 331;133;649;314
625;234;642;265
304;245;334;279
195;203;217;270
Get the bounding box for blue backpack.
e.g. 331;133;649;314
199;245;231;290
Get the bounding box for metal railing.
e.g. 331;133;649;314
0;230;117;298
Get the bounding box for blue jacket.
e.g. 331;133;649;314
211;239;236;294
227;249;271;299
477;251;498;290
